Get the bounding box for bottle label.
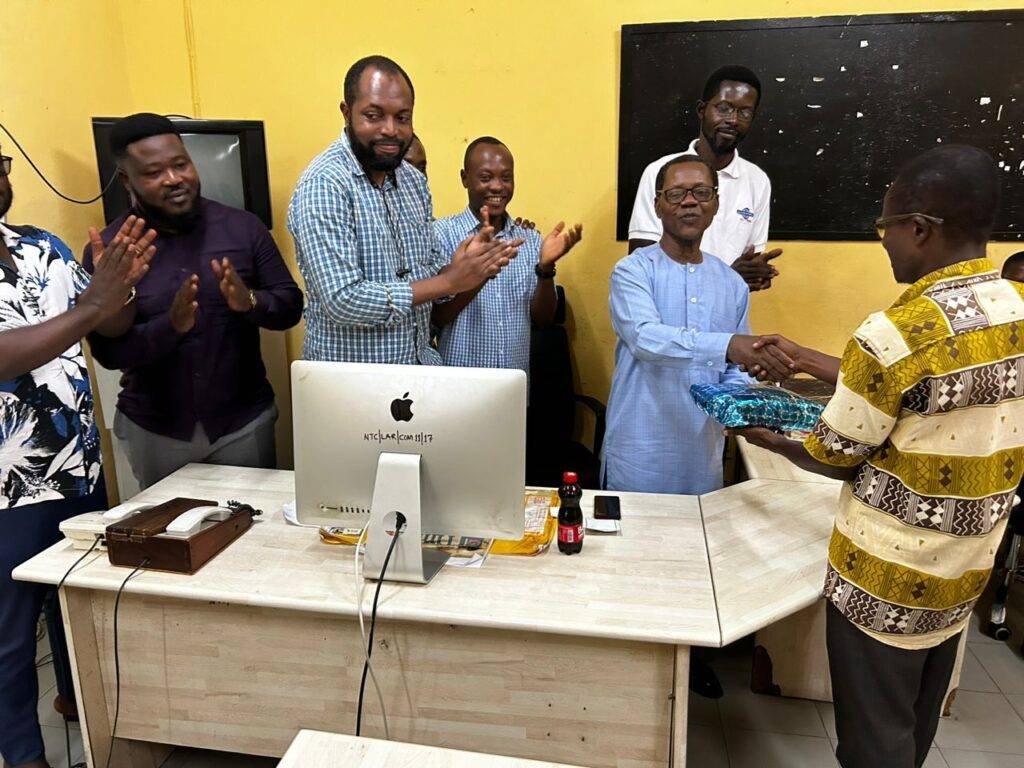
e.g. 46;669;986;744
558;523;583;544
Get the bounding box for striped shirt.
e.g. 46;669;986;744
806;258;1024;649
433;207;542;373
287;131;445;365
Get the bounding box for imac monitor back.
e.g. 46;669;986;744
292;361;527;539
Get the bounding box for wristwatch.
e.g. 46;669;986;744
247;288;258;312
535;263;556;280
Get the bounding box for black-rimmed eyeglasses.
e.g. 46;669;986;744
656;185;718;205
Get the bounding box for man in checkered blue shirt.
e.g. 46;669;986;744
288;57;520;365
433;137;582;373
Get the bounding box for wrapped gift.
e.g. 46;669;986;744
690;382;825;432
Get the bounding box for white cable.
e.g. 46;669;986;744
353;523;390;740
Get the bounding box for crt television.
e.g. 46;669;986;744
91;117;273;229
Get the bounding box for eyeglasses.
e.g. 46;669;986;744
656;185;718;205
712;102;755;121
874;212;944;239
0;156;11;177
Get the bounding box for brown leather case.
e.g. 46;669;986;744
106;497;253;574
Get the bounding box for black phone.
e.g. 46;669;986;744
593;495;621;520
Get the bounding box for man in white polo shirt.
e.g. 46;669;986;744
628;65;782;291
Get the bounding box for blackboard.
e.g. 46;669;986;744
617;11;1024;241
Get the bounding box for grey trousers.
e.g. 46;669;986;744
826;600;961;768
114;406;278;491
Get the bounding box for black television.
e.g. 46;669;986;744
91;117;273;229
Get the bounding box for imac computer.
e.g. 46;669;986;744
291;361;527;584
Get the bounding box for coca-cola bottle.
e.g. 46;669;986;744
557;471;584;555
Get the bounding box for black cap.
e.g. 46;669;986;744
109;113;179;156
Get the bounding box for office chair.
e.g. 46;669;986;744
987;479;1024;652
526;286;606;489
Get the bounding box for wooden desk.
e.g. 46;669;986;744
701;478;839;647
14;464;717;768
278;730;585;767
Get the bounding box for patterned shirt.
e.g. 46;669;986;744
288;131;446;364
603;244;751;495
0;223;101;509
806;259;1024;649
434;206;542;373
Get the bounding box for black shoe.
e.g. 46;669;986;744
689;657;724;699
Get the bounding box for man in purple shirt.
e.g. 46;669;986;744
85;114;303;489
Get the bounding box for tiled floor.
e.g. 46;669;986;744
37;615;1024;768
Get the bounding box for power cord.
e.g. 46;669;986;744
0;119;119;205
105;559;149;768
56;537;101;592
355;513;405;737
353;524;390;739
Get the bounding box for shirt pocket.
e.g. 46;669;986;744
407;212;437;266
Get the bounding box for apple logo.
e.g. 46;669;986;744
390;392;414;422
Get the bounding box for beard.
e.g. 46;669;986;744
129;181;201;233
346;126;410;173
701;122;743;156
0;188;11;220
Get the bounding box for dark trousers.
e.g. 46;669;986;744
826;600;961;768
0;479;106;766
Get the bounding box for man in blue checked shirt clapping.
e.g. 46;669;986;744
432;137;583;375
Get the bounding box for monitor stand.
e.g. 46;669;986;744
362;452;449;584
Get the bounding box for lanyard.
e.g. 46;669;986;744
378;185;410;279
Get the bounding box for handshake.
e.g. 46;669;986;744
726;334;832;384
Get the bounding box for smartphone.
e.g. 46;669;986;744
593;495;621;520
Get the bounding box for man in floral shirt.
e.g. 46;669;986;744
0;146;154;768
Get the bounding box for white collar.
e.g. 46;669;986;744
686;138;742;180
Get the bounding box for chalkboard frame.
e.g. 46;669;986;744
617;10;1024;242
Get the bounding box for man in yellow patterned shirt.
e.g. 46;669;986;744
734;145;1024;768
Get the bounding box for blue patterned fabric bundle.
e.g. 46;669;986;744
689;383;825;432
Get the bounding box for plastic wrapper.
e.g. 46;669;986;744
690;383;825;432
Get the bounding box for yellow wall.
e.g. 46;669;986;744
1;0;132;250
4;0;1021;469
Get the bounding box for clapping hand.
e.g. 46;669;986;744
89;215;157;287
170;275;199;334
538;221;583;270
211;257;254;312
445;207;523;293
79;229;136;318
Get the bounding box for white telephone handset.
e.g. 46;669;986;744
103;501;156;521
163;506;234;537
